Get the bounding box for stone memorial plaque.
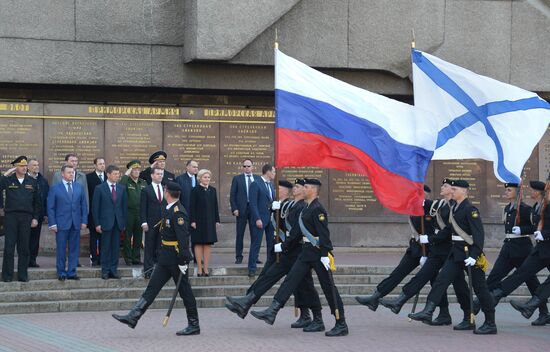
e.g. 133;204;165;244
105;119;163;170
279;167;329;206
539;126;550;181
433;160;485;211
0;117;44;169
328;171;374;217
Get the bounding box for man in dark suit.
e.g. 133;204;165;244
139;151;175;185
248;164;276;277
47;165;88;280
176;160;199;263
92;165;128;280
26;158;49;268
230;159;262;265
86;157;106;266
140;167;167;279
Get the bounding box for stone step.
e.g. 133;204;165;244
0;293;533;315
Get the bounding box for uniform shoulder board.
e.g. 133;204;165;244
173;205;179;213
177;217;185;225
471;209;479;219
318;213;326;222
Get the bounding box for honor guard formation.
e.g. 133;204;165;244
1;152;550;338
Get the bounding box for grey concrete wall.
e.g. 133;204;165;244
0;0;548;93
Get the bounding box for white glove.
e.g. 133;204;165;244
512;226;521;235
464;257;476;267
419;235;429;244
320;256;330;271
274;243;283;253
419;256;427;267
535;231;544;241
178;264;188;275
271;201;281;210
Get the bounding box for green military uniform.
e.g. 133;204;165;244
120;160;148;265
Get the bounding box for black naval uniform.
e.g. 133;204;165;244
112;200;199;335
251;197;348;336
0;174;41;282
410;198;496;334
227;199;321;322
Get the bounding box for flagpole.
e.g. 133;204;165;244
274;29;281;265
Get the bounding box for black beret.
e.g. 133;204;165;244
451;179;469;188
11;156;28;166
165;181;181;193
423;185;431;193
126;160;141;169
304;178;322;186
504;182;519;188
278;180;293;189
149;150;167;164
442;178;453;185
295;178;306;186
529;181;545;191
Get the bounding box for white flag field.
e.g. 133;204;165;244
412;49;550;183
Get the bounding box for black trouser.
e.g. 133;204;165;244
377;251;420;296
401;254;449;308
2;212;32;281
274;250;344;318
536;275;550;301
248;249;321;309
487;248;541;296
143;228;161;273
235;206;254;260
427;258;493;314
29;219;43;264
498;252;550;297
142;263;196;310
88;215;101;264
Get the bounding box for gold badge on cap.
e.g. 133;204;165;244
177;217;184;225
318;214;326;222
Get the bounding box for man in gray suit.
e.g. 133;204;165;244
52;153;89;208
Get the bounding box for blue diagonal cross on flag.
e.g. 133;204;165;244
412;49;550;183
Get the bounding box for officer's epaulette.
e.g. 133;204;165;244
173;205;179;213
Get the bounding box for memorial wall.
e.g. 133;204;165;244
0;101;549;247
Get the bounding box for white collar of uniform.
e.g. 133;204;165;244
166;201;177;210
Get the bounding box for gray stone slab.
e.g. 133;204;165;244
433;0;512;82
0;0;75;41
510;0;550;91
183;0;301;62
348;0;445;77
0;38;151;86
75;0;184;45
231;0;348;68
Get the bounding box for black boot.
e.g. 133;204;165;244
474;289;503;315
226;291;257;319
429;306;452;326
250;300;283;325
112;297;148;329
176;307;200;335
531;302;550;326
510;295;541;320
379;293;408;315
453;310;475;330
325;318;348;337
355;290;382;311
408;301;437;323
291;308;312;328
474;310;497;335
303;308;325;332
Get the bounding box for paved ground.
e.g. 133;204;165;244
0;304;548;352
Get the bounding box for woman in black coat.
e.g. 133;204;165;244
189;169;220;276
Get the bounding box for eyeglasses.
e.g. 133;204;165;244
243;165;252;168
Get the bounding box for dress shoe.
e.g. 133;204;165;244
109;273;121;279
29;262;40;268
18;278;29;283
248;271;256;278
3;279;13;283
58;276;66;281
77;263;82;268
235;258;243;264
256;260;263;264
101;274;109;280
67;276;80;281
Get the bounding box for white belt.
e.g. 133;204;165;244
303;236;319;243
452;235;465;242
505;234;528;239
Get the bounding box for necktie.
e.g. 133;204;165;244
191;176;196;188
266;182;272;200
246;174;252;201
111;184;117;203
67;182;73;198
157;184;162;203
99;174;103;182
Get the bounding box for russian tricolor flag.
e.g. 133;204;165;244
275;49;438;215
